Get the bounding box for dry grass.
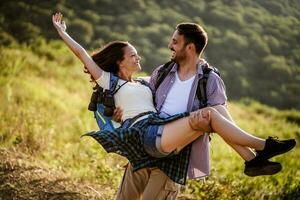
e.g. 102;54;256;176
0;148;115;200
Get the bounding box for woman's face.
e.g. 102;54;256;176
119;44;141;73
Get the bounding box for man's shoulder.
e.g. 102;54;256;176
195;66;221;80
149;64;165;89
150;62;175;78
196;65;225;90
150;64;164;80
208;69;221;79
154;61;175;72
152;64;165;74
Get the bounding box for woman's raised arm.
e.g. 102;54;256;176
52;12;102;80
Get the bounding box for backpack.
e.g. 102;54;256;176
88;74;124;131
154;61;220;107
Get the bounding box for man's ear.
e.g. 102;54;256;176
187;43;196;52
185;43;192;52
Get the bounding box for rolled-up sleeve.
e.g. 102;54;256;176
206;72;227;106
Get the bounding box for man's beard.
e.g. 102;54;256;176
171;50;186;64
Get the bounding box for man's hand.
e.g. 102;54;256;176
112;107;123;123
189;109;212;133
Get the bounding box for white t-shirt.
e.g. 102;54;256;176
96;71;156;121
160;72;195;115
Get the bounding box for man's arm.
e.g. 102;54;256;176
112;106;123;123
205;71;237;122
188;70;232;128
206;71;236;122
206;71;227;107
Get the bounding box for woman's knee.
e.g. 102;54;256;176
160;145;173;154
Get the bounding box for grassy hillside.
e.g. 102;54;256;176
1;43;299;199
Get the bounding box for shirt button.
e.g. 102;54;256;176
163;94;166;97
171;81;174;83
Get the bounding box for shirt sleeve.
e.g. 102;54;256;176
206;72;227;106
149;65;163;92
95;71;110;90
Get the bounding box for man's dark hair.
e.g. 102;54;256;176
176;23;208;55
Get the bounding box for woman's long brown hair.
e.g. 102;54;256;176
84;41;129;83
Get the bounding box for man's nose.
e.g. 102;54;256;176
168;42;172;50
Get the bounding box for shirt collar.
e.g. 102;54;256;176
170;59;208;76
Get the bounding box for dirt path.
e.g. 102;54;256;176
0;148;114;200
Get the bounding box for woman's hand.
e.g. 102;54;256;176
52;12;66;33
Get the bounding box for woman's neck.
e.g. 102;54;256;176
118;70;133;81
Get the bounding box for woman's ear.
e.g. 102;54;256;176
117;60;122;68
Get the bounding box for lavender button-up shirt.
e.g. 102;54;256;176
149;60;227;179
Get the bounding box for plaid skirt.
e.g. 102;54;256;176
83;112;191;185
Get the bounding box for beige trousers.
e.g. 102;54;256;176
116;163;180;200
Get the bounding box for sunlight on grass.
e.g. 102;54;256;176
1;44;299;199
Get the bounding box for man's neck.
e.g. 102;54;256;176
177;56;200;81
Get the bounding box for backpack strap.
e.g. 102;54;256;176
196;64;220;107
109;74;120;93
134;78;150;87
88;73;121;112
154;61;175;90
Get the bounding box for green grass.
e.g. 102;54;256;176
0;44;126;189
1;43;299;199
183;101;300;199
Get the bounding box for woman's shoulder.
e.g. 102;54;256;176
95;71;111;90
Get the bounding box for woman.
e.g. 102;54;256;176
52;13;296;184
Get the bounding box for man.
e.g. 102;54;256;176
116;23;281;200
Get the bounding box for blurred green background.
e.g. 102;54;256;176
1;0;300;109
0;0;299;199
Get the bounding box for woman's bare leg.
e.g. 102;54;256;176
160;107;265;153
213;105;256;161
175;131;202;153
172;105;256;161
160;117;204;153
225;142;256;161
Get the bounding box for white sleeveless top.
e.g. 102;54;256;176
96;71;157;121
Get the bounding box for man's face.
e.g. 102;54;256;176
168;30;188;63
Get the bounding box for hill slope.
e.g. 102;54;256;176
0;148;115;200
1;44;299;199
